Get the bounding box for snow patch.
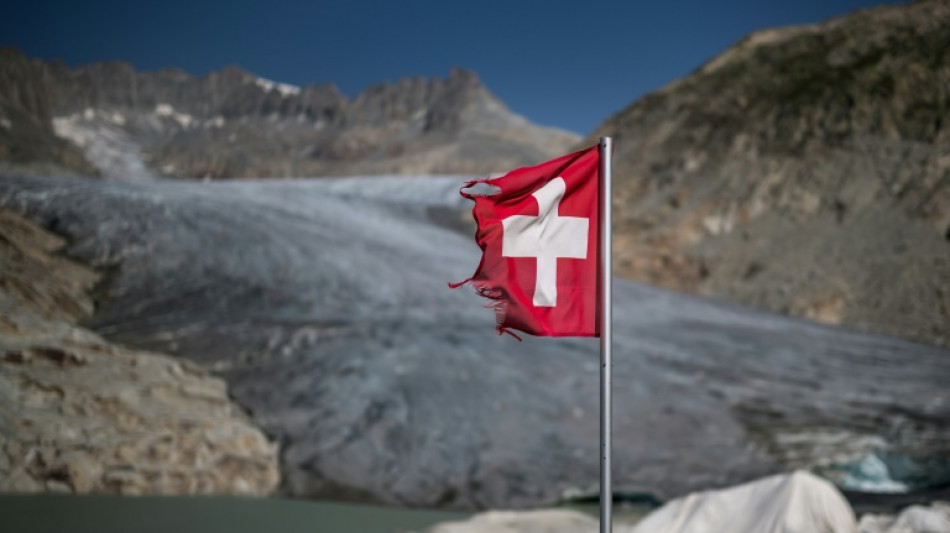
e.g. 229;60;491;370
205;116;226;128
107;111;126;126
254;77;300;97
53;116;88;147
155;103;195;128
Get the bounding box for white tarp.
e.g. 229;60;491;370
632;470;857;533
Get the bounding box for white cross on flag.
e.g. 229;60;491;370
451;145;600;338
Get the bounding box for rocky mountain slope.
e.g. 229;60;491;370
0;208;279;495
585;0;950;348
2;175;947;510
0;48;99;177
0;47;579;179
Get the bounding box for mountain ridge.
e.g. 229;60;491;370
0;48;580;179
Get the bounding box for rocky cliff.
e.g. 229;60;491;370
0;47;579;179
0;208;280;495
585;0;950;348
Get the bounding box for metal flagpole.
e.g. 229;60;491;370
598;137;613;533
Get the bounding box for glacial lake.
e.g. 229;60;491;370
0;494;653;533
0;494;467;533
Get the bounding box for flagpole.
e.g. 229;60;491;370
598;137;613;533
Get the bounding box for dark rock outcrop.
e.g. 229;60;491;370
584;0;950;348
1;175;947;511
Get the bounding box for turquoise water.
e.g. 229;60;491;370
0;494;468;533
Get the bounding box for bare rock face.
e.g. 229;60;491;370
0;208;279;495
585;0;950;348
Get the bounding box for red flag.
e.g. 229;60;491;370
451;145;600;338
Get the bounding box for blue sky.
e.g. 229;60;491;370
5;0;902;135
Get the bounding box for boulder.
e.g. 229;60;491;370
631;471;856;533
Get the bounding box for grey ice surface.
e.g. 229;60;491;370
1;174;947;510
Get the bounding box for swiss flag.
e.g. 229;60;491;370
451;145;600;338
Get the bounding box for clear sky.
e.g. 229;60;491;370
4;0;903;135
